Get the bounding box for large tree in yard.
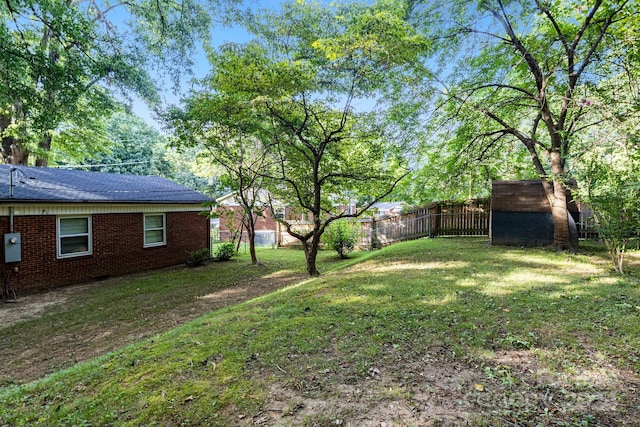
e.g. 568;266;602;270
169;94;273;266
173;0;426;276
0;0;212;166
408;0;637;251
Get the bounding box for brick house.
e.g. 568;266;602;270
215;191;323;247
0;165;211;295
214;191;357;247
214;192;280;246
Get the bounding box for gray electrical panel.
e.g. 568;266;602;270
4;233;21;263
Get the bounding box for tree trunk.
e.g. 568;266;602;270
248;231;258;265
303;234;321;277
1;114;29;165
549;188;572;251
4;142;28;165
35;134;52;167
544;151;576;251
606;239;626;275
1;114;11;162
613;246;625;275
245;214;258;265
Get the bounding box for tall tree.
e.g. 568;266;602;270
0;0;213;166
408;0;637;250
67;112;165;175
169;94;273;266
173;0;425;275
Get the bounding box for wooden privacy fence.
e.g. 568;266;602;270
359;199;490;249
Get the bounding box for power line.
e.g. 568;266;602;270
53;160;152;169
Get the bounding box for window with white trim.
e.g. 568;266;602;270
144;213;166;247
57;216;92;258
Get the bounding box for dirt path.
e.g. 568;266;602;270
0;269;303;384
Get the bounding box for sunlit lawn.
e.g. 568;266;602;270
1;237;639;426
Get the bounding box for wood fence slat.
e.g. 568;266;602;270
361;199;492;248
360;199;597;248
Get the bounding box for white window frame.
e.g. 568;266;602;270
144;213;166;247
57;215;93;259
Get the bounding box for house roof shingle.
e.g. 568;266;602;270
0;165;212;204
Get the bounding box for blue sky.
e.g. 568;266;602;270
131;0;368;131
131;19;254;131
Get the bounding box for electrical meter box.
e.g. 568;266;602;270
4;233;22;263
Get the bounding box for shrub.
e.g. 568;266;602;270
323;220;361;259
187;248;211;267
215;242;236;261
574;147;640;274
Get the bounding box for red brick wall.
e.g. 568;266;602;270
0;211;209;295
217;206;278;242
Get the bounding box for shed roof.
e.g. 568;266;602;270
0;165;212;204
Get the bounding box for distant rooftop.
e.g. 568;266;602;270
371;201;406;211
0;165;212;204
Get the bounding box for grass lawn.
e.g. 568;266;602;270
0;247;356;385
1;237;639;426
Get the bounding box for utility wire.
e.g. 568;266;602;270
53;159;153;169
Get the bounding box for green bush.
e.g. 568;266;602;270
574;147;640;274
323;220;361;259
215;242;236;261
187;248;211;266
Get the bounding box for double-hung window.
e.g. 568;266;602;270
144;213;166;247
57;216;92;258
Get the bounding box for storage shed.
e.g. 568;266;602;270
491;180;579;247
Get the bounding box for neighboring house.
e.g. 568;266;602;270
0;165;212;295
369;201;408;218
215;192;279;246
215;191;357;247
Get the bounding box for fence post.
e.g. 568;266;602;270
370;217;377;250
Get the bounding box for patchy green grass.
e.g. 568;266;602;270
1;238;639;426
0;247;366;385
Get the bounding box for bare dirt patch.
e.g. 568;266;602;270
0;283;91;328
0;267;305;385
236;349;640;426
